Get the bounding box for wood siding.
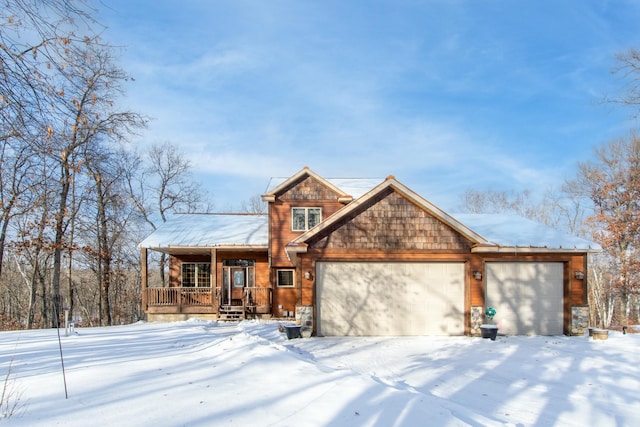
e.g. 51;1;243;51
269;175;346;267
168;252;269;288
308;189;474;252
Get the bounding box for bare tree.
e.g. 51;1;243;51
127;142;212;285
0;142;41;279
240;195;267;214
1;1;146;327
0;0;88;279
82;146;136;326
44;43;145;326
607;48;640;117
456;187;569;229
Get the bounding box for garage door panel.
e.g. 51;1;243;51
486;263;563;336
317;262;464;336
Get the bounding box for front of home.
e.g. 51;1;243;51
139;167;598;336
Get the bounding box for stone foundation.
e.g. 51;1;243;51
571;306;589;336
470;306;484;336
296;305;314;337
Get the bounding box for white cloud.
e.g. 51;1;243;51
99;0;640;211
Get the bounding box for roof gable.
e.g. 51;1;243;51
306;188;475;251
285;176;600;257
287;177;487;255
262;167;381;203
262;167;352;202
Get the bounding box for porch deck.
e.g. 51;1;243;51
145;287;272;318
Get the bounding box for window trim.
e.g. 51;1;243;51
277;269;295;288
291;207;322;232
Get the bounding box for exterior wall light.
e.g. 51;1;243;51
304;271;313;280
575;271;585;280
473;271;482;281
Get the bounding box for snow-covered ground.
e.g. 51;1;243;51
1;320;638;426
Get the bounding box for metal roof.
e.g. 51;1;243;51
452;213;600;251
139;214;268;250
265;177;382;199
139;211;598;253
138;173;599;253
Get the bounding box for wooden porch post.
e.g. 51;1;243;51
211;248;218;312
141;247;148;313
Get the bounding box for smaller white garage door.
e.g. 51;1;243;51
486;262;564;336
316;262;465;336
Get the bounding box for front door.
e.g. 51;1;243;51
222;259;255;306
230;267;245;304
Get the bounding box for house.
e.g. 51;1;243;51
139;167;598;336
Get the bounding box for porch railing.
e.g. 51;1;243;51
147;287;271;313
244;287;272;310
214;287;272;308
147;287;212;307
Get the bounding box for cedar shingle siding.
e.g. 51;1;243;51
311;190;474;251
280;176;338;201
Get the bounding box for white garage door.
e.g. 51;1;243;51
486;262;564;336
316;262;465;336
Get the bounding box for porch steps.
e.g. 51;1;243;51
218;306;245;321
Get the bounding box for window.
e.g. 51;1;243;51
277;270;295;287
291;207;322;231
181;263;211;287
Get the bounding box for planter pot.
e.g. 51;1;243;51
480;325;498;341
284;325;302;339
588;328;608;340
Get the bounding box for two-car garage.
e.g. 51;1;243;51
316;262;465;336
316;261;565;336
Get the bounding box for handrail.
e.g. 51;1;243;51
242;287;272;307
147;287;212;306
147;287;272;307
147;287;272;312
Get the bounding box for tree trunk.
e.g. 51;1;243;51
94;172;112;326
52;156;71;327
0;206;12;279
39;268;48;328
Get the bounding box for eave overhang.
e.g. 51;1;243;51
146;244;269;256
471;246;599;254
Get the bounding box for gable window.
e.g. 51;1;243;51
292;207;322;231
181;263;211;287
277;270;295;287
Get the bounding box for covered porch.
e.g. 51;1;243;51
138;213;272;321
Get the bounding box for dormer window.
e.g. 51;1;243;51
292;207;322;231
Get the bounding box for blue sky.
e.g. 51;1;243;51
96;0;640;211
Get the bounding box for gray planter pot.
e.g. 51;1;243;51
480;324;498;340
